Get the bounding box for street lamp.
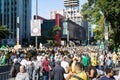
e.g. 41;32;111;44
35;0;38;48
66;20;69;46
88;26;90;45
67;30;69;45
17;17;20;46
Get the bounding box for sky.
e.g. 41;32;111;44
32;0;88;19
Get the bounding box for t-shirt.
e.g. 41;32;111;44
42;59;49;72
82;56;89;67
61;61;69;73
91;57;97;67
112;54;118;62
15;72;29;80
69;71;87;80
100;76;115;80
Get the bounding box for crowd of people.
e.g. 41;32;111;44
0;46;120;80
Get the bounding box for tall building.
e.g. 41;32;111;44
0;0;31;44
49;0;82;26
64;0;83;25
50;9;65;19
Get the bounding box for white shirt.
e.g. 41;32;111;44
61;61;69;73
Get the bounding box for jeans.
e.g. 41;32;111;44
43;71;49;80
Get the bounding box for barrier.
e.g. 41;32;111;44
0;71;10;80
0;65;11;73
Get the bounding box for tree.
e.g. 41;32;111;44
0;25;11;39
48;25;61;46
81;0;120;46
81;2;103;43
93;16;104;41
94;0;120;45
48;25;61;37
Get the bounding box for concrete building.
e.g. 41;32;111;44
42;14;86;46
49;9;83;26
64;0;83;25
0;0;31;45
50;9;65;19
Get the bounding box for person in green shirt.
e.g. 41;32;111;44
82;54;89;71
0;55;7;65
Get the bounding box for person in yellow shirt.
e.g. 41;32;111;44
66;62;87;80
71;57;77;73
112;52;118;67
91;55;97;67
112;52;118;61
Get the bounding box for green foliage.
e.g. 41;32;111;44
93;16;104;41
0;25;11;39
81;3;93;21
48;25;61;37
81;0;120;46
53;25;61;32
47;25;61;46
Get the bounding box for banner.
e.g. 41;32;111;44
30;20;41;36
62;22;68;35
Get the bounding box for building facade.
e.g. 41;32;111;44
49;9;83;26
50;9;65;19
42;14;86;46
0;0;31;45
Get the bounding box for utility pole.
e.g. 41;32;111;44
35;0;38;48
67;30;69;46
17;17;20;46
88;26;89;45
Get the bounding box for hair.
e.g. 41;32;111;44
105;67;113;74
56;61;61;65
75;62;83;70
20;65;26;71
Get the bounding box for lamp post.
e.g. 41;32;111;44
35;0;38;48
88;26;89;45
67;20;69;46
67;30;69;45
17;17;20;46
